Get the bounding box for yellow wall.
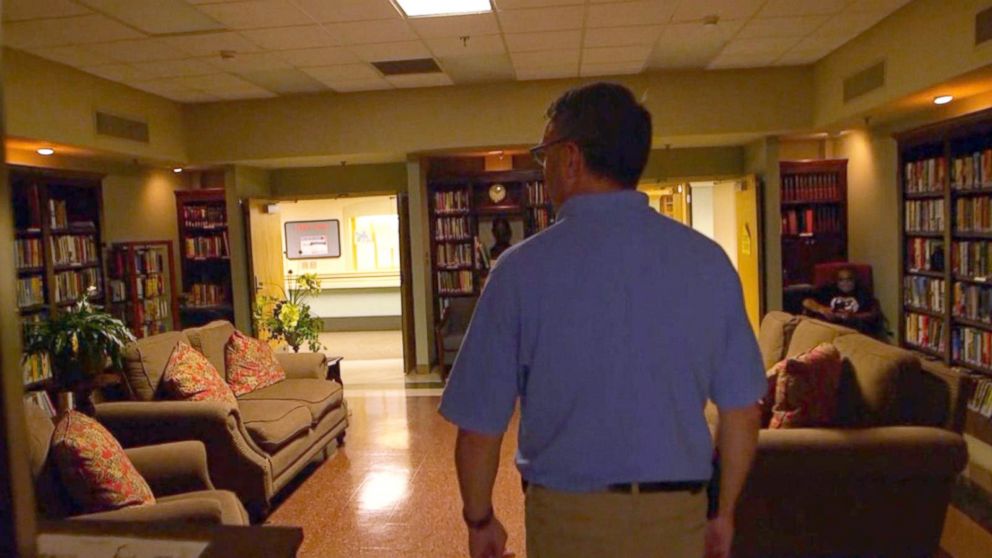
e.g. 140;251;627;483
226;166;272;331
271;163;408;197
746;137;783;311
779;140;826;161
641;146;745;181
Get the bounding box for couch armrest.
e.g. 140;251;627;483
274;352;327;380
125;441;214;497
95;401;273;513
72;499;225;525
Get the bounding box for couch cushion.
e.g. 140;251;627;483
185;320;236;381
238;400;312;454
833;334;921;426
51;411;155;514
786;318;857;358
157;490;248;526
159;342;237;406
122;331;189;401
758;311;800;370
239;379;343;424
770;343;843;429
225;331;286;396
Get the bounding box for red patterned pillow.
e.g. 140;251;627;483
160;341;237;406
51;411;155;514
759;360;786;427
770;343;843;429
225;331;286;396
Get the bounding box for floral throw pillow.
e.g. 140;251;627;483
769;343;843;429
225;331;286;396
160;341;237;406
759;360;786;427
51;410;155;514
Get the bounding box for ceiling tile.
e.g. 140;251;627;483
671;0;763;22
172;72;262;91
325;20;419;44
163;32;262;57
498;7;585;33
294;0;401;22
4;0;91;22
128;79;221;101
775;49;825;66
646;22;729;68
4;15;145;49
792;34;851;54
759;0;848;17
582;45;652;64
78;0;224;34
580;60;645;77
586;1;677;28
327;78;393;93
812;12;887;38
302;64;383;83
515;67;578;81
240;25;340;50
737;16;829;39
238;67;329;94
847;0;913;14
86;38;188;63
505;30;581;52
511;49;580;69
196;0;313;30
129;58;219;79
409;13;500;38
426;35;506;57
495;0;581;8
212;87;279;100
647;45;720;69
720;37;801;57
278;46;361;67
205;51;291;72
385;73;454;89
82;63;157;82
584;25;662;48
708;51;779;69
350;41;432;63
30;46;117;68
439;53;516;84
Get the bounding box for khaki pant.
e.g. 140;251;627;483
525;484;707;558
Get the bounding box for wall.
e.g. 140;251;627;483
271;163;407;198
690;183;715;239
779;140;826;161
226;166;272;331
713;181;739;270
641;146;746;181
746;137;783;311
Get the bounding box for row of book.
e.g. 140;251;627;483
781;207;843;236
951;241;992;278
136;275;166;300
136;297;170;327
436;242;474;269
905;312;946;353
529;207;554;233
55;269;101;304
434;190;470;213
951;149;992;190
953;326;992;368
17;276;45;308
21;314;52;386
525;181;548;206
906;238;944;272
781;173;841;202
435;217;471;240
48;199;69;229
185;233;229;259
437;270;474;295
905;199;945;233
15;238;44;269
954;196;992;232
109;248;166;277
50;234;98;267
183;205;226;229
187;283;228;307
904;276;945;313
109;280;127;303
969;377;992;418
954;282;992;323
905;157;946;194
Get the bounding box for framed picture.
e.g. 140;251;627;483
285;219;341;260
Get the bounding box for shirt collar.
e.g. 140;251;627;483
558;190;649;219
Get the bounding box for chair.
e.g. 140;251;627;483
803;261;883;335
435;296;478;382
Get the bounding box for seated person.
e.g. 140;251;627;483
802;266;881;332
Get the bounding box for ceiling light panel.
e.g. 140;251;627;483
395;0;492;18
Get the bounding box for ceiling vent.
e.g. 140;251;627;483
95;111;149;143
976;5;992;45
843;61;886;103
372;58;442;76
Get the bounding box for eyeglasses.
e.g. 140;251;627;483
529;136;571;167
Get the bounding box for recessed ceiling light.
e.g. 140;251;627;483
394;0;492;18
173;168;183;173
37;148;54;156
934;95;954;105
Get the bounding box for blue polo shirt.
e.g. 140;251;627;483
439;190;765;492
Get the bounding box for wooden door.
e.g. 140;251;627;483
397;193;416;375
244;198;285;336
736;175;764;332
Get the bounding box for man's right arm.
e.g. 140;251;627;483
707;403;761;558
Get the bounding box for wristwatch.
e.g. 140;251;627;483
463;506;494;530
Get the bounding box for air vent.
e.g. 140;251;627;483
977;6;992;45
95;111;149;143
372;58;441;76
843;61;886;103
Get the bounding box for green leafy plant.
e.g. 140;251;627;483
253;272;325;353
23;286;136;390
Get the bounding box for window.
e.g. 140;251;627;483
353;214;400;271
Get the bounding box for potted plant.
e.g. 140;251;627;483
23;286;135;412
253;272;325;353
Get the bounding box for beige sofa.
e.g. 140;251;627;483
95;321;348;518
725;312;969;558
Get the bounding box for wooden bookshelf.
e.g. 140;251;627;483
107;241;180;339
779;160;848;289
9;166;106;388
175;189;234;328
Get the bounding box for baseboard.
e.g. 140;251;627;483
321;316;401;331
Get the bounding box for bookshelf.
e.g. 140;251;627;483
779;160;848;288
107;241;180;338
9;166;106;388
175;189;233;328
428;169;551;322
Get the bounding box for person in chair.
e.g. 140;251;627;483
489;218;513;261
802;267;880;332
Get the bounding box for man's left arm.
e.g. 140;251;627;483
456;429;509;558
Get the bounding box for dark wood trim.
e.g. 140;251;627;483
397;193;417;374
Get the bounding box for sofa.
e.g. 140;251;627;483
723;311;970;558
25;402;248;525
94;321;348;518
